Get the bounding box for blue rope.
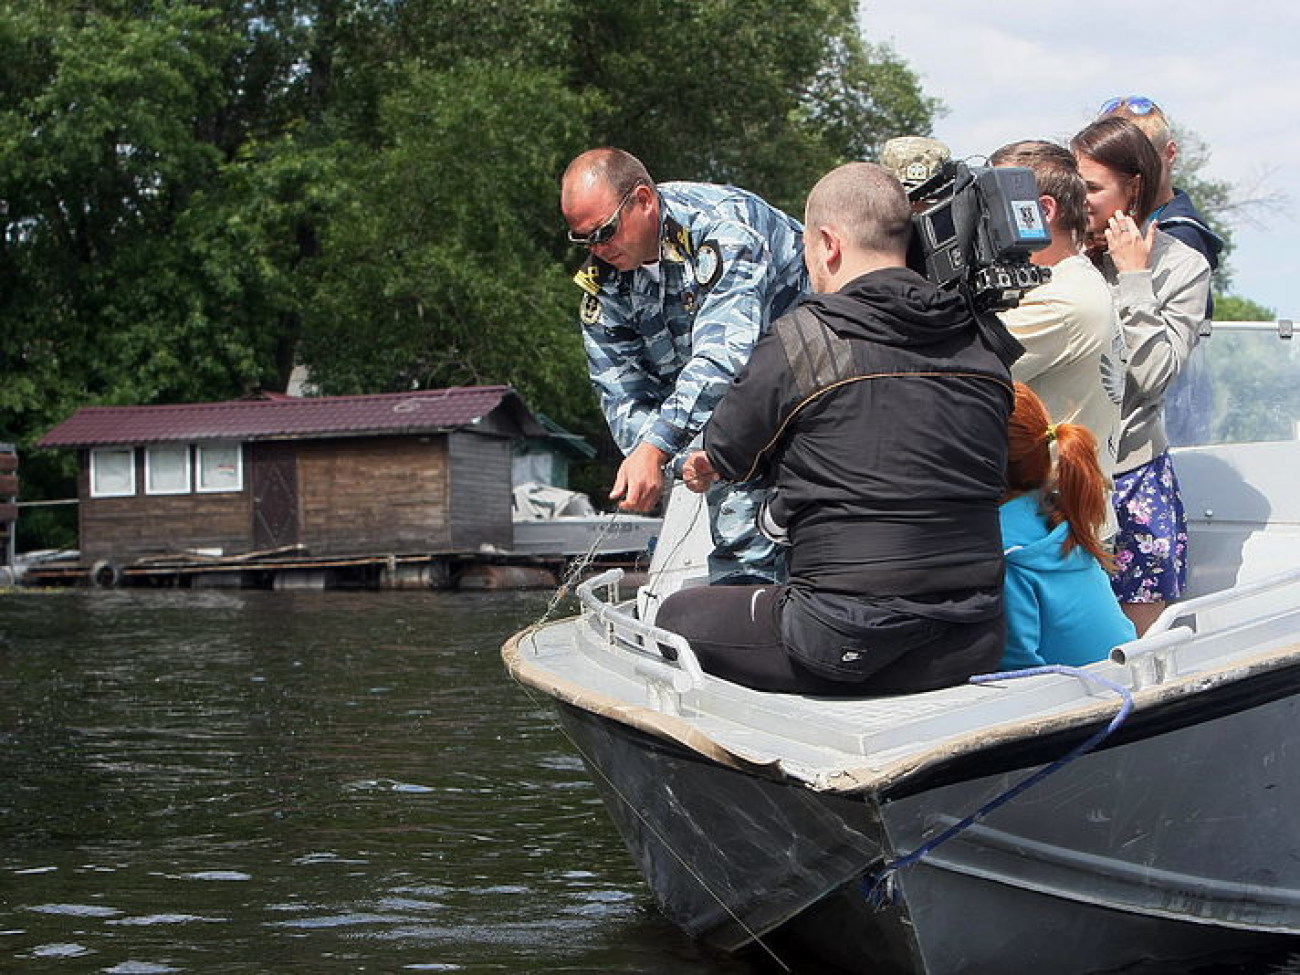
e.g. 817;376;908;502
862;665;1134;907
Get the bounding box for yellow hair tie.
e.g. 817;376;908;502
1045;424;1060;443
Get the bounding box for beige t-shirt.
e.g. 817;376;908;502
1000;254;1126;474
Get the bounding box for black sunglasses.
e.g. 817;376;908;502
567;184;643;247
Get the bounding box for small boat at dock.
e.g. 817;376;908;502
509;482;661;559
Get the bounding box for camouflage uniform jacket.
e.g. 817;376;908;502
574;181;808;459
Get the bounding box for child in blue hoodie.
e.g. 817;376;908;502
999;383;1136;670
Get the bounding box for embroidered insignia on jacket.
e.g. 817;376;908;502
694;240;723;290
573;258;612;296
579;293;601;326
661;218;693;263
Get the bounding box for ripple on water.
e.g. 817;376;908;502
267;912;425;930
292;852;369;866
562;887;638;918
27;943;93;959
376;896;447;912
345;778;436;794
0;590;740;974
106;914;225;926
27;904;122;918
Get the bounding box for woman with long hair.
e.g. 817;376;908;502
999;383;1136;670
1071;116;1212;635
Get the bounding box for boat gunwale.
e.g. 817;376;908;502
503;619;787;779
504;610;1300;797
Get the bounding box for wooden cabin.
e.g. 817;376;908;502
36;386;548;568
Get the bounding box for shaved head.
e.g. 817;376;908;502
561;148;652;207
805;162;912;260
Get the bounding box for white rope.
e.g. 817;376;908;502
534;509;627;627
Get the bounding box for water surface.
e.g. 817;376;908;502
1;588;1297;974
0;589;763;973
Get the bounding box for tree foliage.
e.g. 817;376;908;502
302;61;594;426
0;0;939;527
1170;123;1237;293
568;1;938;213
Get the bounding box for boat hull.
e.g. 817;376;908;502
556;675;1300;974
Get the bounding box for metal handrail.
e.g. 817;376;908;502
1149;566;1300;635
1109;627;1197;666
1112;566;1300;664
575;569;707;688
1204;319;1294;336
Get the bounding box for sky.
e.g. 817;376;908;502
859;2;1299;319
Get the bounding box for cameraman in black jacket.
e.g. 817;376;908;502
655;162;1020;694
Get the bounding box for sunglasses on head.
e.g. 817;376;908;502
567;183;644;247
1100;95;1158;116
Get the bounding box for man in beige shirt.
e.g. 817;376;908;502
992;140;1125;473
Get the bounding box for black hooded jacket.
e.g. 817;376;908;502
703;266;1020;599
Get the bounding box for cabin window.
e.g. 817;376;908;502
196;443;243;493
90;448;136;498
145;445;191;495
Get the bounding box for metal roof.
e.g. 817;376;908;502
36;386;545;448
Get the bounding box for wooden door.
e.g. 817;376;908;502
252;442;299;551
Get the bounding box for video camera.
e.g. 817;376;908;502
907;160;1052;313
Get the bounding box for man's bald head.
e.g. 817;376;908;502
561;148;652;207
804;162;912;262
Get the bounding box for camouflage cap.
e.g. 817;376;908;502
881;136;952;189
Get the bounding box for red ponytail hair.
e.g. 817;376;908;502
1006;383;1113;569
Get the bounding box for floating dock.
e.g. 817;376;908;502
19;547;649;592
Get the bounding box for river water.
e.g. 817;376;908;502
1;588;1297;974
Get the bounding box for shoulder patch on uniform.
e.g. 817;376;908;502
694;240;723;290
579;292;601;326
573;258;613;296
662;217;693;264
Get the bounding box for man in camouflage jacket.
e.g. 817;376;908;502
561;148;808;583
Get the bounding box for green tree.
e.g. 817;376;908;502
0;0;940;539
0;2;326;412
570;0;938;214
1212;295;1274;322
0;3;246;418
1170;124;1236;293
301;61;595;430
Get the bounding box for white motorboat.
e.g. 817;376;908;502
503;322;1300;974
510;481;661;558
